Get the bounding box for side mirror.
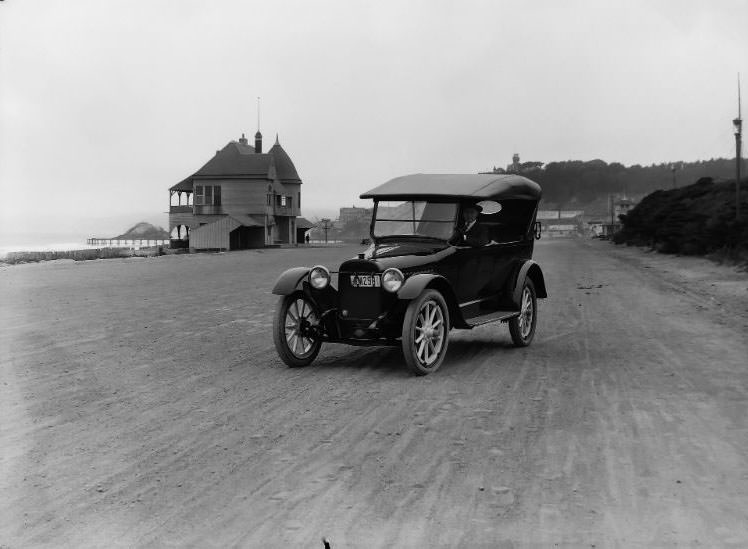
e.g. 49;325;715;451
533;221;542;240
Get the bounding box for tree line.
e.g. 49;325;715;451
513;157;738;204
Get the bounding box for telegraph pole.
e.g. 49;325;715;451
319;218;332;244
734;74;743;221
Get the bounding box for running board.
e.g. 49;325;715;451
466;309;519;327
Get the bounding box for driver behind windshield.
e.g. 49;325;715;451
449;204;489;247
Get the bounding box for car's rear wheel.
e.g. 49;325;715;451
509;278;537;346
273;293;322;367
402;289;450;375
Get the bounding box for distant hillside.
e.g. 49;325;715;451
613;177;748;257
523;158;738;207
114;222;169;240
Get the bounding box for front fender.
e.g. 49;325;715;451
397;273;444;300
272;267;310;295
397;273;465;328
512;260;548;305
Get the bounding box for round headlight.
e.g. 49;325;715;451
382;268;404;293
309;265;330;289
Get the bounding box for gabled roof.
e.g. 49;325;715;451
227;214;265;227
170;136;302;191
295;217;314;229
194;141;272;178
360;174;542;201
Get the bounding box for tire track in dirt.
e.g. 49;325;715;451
2;241;748;547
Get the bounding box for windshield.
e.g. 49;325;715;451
373;201;457;240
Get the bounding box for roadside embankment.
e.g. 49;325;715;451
0;246;177;265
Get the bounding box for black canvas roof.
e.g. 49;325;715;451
360;174;541;201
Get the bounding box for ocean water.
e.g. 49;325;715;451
0;215;170;257
0;232;110;257
0;242;101;257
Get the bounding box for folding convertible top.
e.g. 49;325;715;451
360;173;542;201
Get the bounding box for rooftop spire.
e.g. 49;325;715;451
254;96;263;153
275;133;279;145
253;98;263;153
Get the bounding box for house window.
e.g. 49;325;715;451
280;195;287;207
298;192;301;208
194;185;221;206
286;196;292;209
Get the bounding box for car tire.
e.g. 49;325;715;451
273;293;322;367
509;278;537;347
401;289;450;375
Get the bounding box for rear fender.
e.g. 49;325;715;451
272;267;311;295
398;274;465;328
512;260;548;306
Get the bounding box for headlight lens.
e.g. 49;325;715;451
382;268;404;293
309;265;330;289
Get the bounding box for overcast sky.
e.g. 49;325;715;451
1;0;747;238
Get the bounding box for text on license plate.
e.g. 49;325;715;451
350;274;381;288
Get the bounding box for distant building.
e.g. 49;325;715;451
169;131;312;250
507;153;521;174
480;153;542;175
537;210;584;237
339;206;372;226
591;195;638;238
613;197;636;221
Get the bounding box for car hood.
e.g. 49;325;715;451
339;240;453;273
366;240;449;259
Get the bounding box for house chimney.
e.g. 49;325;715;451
255;130;262;153
239;133;248;146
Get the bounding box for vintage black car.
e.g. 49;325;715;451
272;173;548;375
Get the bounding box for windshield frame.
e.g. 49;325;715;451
370;199;459;243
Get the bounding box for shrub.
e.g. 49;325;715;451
615;177;748;257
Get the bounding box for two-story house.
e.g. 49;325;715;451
169;131;311;250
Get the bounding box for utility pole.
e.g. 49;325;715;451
319;218;332;244
734;74;743;221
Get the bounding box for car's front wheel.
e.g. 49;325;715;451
273;293;322;367
509;278;537;346
402;289;450;375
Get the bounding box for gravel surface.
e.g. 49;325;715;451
1;239;747;547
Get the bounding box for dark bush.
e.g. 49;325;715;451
614;177;748;256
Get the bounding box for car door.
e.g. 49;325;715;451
454;245;494;303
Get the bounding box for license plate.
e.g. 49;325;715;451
350;274;380;288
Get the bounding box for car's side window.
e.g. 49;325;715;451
481;199;535;243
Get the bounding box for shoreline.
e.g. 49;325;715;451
0;246;169;265
0;242;348;266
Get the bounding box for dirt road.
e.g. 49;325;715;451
1;239;747;547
